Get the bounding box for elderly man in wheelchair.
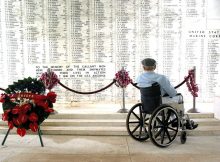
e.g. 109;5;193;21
126;58;198;147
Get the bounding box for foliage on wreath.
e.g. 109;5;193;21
0;77;57;137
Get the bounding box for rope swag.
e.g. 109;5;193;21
58;80;116;94
58;69;133;94
40;69;132;95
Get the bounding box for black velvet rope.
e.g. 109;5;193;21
58;79;116;94
174;76;189;89
131;82;140;89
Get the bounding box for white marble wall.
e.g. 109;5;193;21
214;96;220;119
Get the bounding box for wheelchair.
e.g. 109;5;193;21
126;83;192;147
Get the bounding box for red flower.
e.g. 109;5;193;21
17;128;26;137
47;91;57;103
2;113;8;121
29;122;38;132
12;106;20;114
8;121;14;129
37;101;49;109
0;94;6;103
13;118;21;126
35;95;46;101
44;108;54;113
18;114;28;124
21;104;31;114
29;112;38;122
4;109;11;113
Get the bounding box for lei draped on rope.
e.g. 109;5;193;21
40;69;59;91
185;69;199;97
115;69;132;88
0;77;57;137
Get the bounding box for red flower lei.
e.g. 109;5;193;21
40;69;59;90
115;69;132;88
186;69;199;97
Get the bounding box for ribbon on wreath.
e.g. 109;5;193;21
0;92;57;104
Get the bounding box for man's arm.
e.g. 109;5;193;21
160;76;177;97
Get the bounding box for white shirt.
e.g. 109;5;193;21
136;71;177;97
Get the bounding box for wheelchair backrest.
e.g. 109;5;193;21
140;83;162;113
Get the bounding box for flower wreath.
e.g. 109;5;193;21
0;77;57;137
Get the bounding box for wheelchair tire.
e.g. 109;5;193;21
148;104;179;147
180;131;187;144
126;103;150;142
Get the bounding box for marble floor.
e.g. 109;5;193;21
0;135;220;162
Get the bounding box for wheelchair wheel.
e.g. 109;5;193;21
126;103;150;141
148;104;179;147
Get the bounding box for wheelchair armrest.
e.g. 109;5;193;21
163;93;182;97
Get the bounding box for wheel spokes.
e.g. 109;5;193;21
161;110;165;122
168;118;177;126
131;111;141;121
165;128;172;142
161;129;165;144
126;104;150;141
129;121;140;124
165;110;172;123
149;107;179;147
156;116;163;125
167;126;178;132
154;128;163;138
131;123;141;134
